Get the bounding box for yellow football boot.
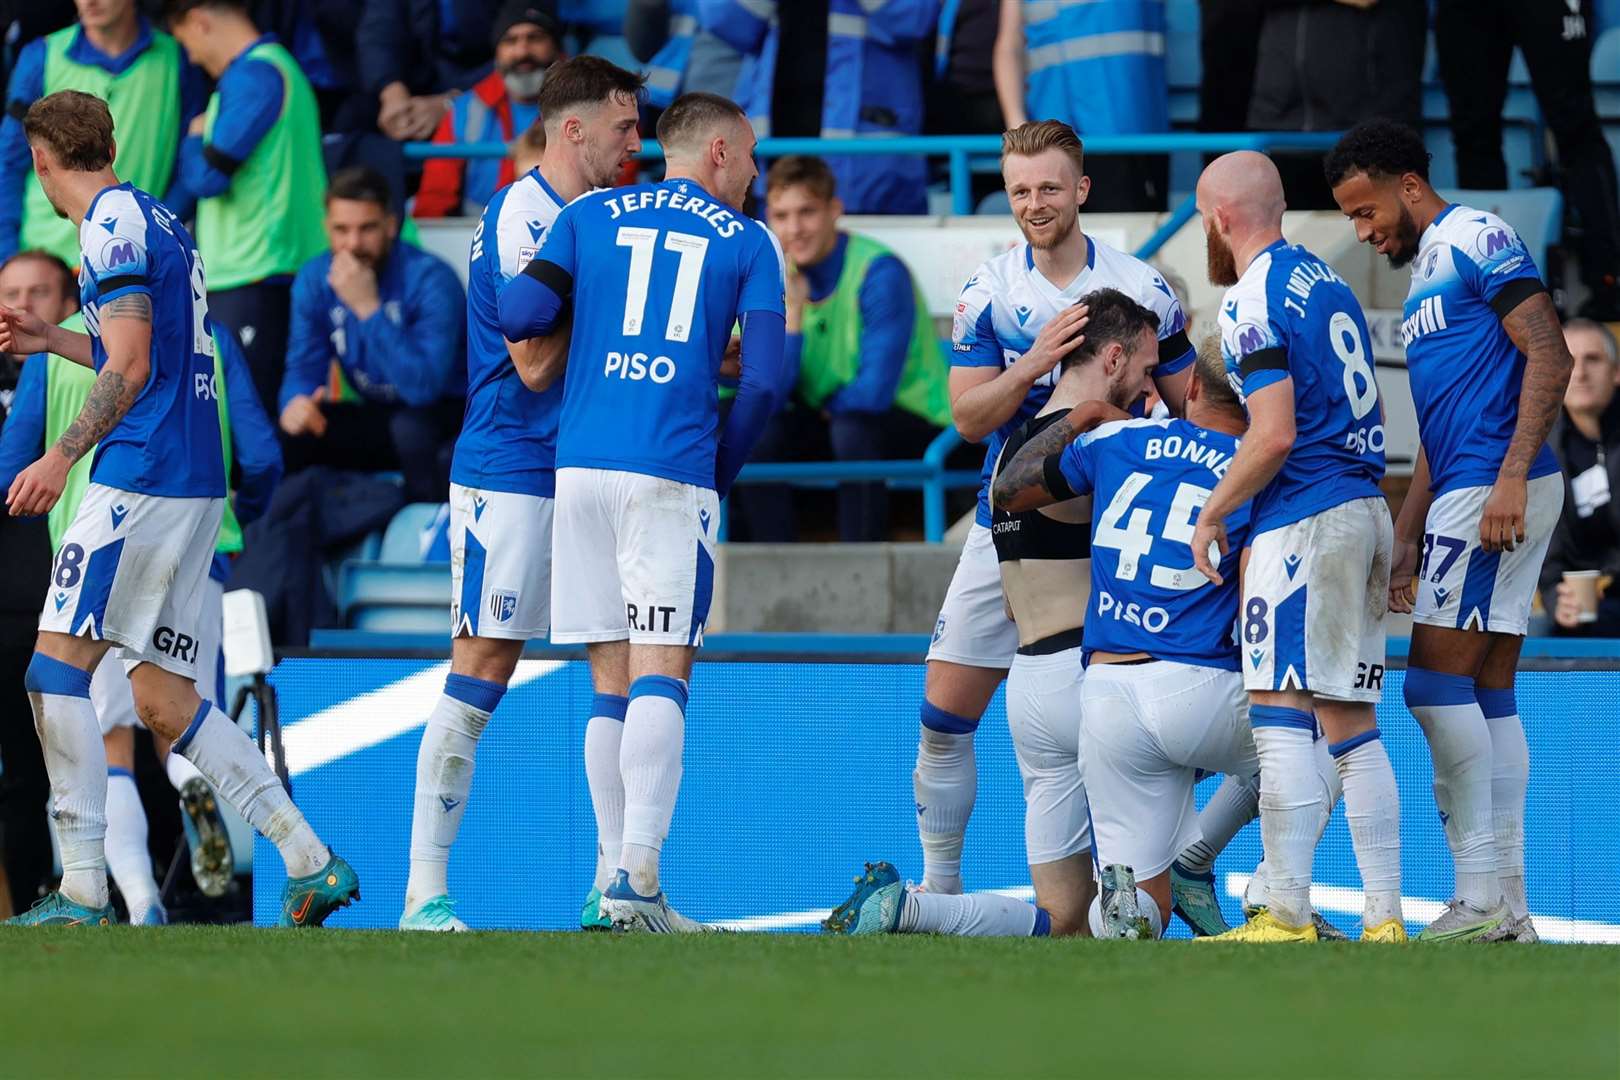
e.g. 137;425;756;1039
1361;918;1409;943
1198;908;1318;942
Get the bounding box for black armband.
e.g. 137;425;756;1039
1043;453;1076;502
1489;278;1547;320
521;257;574;297
203;143;244;177
1239;346;1289;378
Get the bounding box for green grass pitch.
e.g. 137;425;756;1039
2;927;1615;1078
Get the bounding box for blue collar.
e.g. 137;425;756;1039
223;34;279;75
65;17;156;76
1024;232;1093;271
527;166;567;207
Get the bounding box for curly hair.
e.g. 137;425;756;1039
1323;118;1431;187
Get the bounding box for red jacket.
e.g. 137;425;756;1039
415;70;520;219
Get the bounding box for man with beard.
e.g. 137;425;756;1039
1327;120;1573;943
826;288;1162;939
1188;150;1402;944
415;2;564;219
279;166;466;502
399;57;647;932
910;119;1236;923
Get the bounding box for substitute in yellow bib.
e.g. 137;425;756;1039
0;0;206;268
735;154;949;542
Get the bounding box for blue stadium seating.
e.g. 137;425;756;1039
1602;0;1620;33
1424;122;1543;190
1595;27;1620;119
379;502;446;562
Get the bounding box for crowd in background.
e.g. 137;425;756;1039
0;0;1614;604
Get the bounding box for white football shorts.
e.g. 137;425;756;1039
1005;646;1091;866
550;467;718;646
39;484;223;681
1413;472;1564;636
925;522;1020;668
449;482;554;640
1080;661;1256;881
1242;496;1392;703
94;575;225;734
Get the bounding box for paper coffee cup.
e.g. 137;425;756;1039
1564;570;1602;624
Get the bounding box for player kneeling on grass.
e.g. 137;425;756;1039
989;343;1263;938
826;297;1255;939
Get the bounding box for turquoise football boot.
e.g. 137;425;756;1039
280;854;360;927
580;887;613;931
822;861;905;935
399;895;468;932
5;891;117;926
1170;861;1230;937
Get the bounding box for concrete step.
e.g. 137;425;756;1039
713;543;962;634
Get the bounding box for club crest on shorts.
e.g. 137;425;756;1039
489;589;518;624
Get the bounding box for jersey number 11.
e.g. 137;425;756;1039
617;227;709;344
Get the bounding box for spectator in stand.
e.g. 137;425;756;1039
1248;0;1424;211
926;0;1002;137
701;0;939;215
510;120;546;177
624;0;741;104
1;0;206;266
249;0;369;132
0;251;64;916
416;1;565;219
281;167;466;503
993;0;1169;211
1436;0;1620;319
1539;319;1620;636
357;0;506;142
165;0;329;417
735;156;950;542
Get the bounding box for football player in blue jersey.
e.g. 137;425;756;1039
989;341;1263;939
499;92;789;932
914;120;1222;911
0;90;352;926
1327;120;1574;943
1187;151;1405;943
398;57;646;933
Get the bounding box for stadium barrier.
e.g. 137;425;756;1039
251;639;1620;941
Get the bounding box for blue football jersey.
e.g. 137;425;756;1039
953;236;1193;528
1399;204;1559;495
536;178;785;489
1218;240;1384;536
1056;418;1250;669
451;169;568;497
77;184;223;498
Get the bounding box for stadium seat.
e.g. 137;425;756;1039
1594;28;1620;119
975;189;1010;215
347;604;450;634
379;502;448;563
1424;122;1542;190
1438;186;1564;271
1601;0;1620;33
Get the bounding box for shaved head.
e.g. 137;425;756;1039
1196;151;1287;287
1197;151;1286;231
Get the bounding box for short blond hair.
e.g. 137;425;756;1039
1001;119;1084;177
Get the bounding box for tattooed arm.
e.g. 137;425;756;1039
992;401;1127;513
1479;290;1573;552
7;292;150;516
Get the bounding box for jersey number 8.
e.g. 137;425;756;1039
1329;310;1377;421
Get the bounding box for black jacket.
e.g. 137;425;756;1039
0;355;52;616
356;0;505;97
1247;0;1425;133
1538;397;1620;609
